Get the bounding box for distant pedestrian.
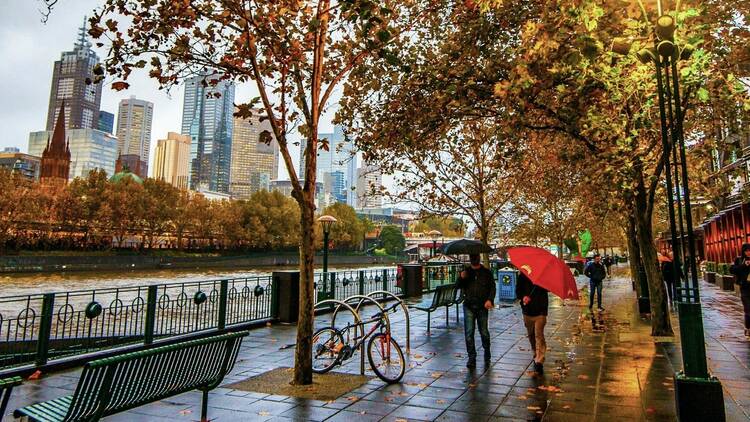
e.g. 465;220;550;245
603;255;613;278
584;254;607;311
457;254;495;368
729;243;750;338
515;272;549;375
659;253;676;304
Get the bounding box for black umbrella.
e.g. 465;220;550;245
441;239;493;255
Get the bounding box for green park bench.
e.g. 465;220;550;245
14;331;248;422
1;376;22;418
409;283;460;332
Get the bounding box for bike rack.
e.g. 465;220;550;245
364;290;411;355
314;299;367;375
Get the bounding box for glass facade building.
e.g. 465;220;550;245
230;110;279;199
298;125;357;206
28;128;117;180
98;111;114;134
181;74;235;193
116;96;153;176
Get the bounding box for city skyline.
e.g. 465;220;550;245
0;2;343;182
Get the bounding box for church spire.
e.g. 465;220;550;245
50;101;68;155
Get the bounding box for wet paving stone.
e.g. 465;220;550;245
4;271;750;421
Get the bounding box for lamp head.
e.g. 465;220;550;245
657;40;676;58
656;14;675;40
317;215;337;234
636;47;658;64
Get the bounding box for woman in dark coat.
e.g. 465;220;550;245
729;243;750;337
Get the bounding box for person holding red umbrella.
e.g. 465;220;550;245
507;246;581;375
515;272;549;375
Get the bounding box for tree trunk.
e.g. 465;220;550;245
633;180;673;336
626;215;645;297
479;225;490;267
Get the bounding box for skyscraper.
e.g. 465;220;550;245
30;127;117;181
39;103;71;187
181;74;235;193
298;125;357;205
153;132;191;189
356;162;384;209
116;96;153;177
45;17;102;132
230;109;280;199
98;111;114;134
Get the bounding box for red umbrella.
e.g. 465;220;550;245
507;246;580;300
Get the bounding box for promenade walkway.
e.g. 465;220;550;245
4;268;749;421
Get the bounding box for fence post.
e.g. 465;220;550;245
218;279;228;330
330;272;336;301
271;275;279;319
35;293;55;367
144;285;158;345
382;269;388;292
359;271;365;296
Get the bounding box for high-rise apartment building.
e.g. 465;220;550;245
356;163;384;209
0;152;40;181
98;111;114;134
153;132;190;189
181;74;235;193
116;96;153;177
45;18;102;132
230;110;279;199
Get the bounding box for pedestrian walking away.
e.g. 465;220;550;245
659;252;676;305
585;253;607;311
456;254;495;368
603;255;613;278
729;243;750;338
515;272;549;375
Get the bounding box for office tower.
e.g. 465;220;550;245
356;163;383;208
2;147;20;153
230;110;280;199
115;96;153;177
39;103;71;187
324;170;346;203
98;111;114;134
30;129;117;181
298;125;357;204
181;74;235;193
153;132;191;189
0;151;41;181
45;17;102;131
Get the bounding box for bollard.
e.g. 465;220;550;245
35;293;55;367
144;285;158;345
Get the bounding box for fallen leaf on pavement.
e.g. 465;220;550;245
258;411;271;416
178;409;192;415
577;375;589;380
346;396;360;402
436;399;446;404
527;406;541;411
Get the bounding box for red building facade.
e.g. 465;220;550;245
702;203;750;264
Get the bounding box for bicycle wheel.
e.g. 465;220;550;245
312;327;344;374
367;332;405;383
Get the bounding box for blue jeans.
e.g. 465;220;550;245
463;304;490;359
589;279;603;308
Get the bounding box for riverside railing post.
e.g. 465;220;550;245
144;285;157;345
382;269;388;293
271;275;279;319
218;279;228;330
35;293;55;367
358;271;365;296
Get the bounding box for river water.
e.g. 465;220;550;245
0;264;394;297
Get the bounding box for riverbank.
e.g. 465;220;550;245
0;251;402;274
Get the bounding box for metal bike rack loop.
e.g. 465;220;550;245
315;299;367;375
365;291;411;353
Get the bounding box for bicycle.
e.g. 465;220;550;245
311;301;405;383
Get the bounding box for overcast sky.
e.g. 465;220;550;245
0;1;346;179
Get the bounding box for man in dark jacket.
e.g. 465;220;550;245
730;243;750;337
584;254;607;311
515;272;549;374
457;254;495;368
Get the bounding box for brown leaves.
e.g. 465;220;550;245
111;81;130;91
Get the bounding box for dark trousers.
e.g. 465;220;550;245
741;287;750;329
463;304;490;359
665;278;674;303
589;279;603;308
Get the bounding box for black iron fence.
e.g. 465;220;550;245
0;264;460;372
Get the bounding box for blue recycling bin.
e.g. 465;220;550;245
495;269;517;302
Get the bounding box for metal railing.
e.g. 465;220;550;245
0;263;463;372
0;276;273;370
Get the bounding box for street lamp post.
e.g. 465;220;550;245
615;2;725;419
318;215;337;296
428;230;442;258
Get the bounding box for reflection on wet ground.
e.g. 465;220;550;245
4;267;750;421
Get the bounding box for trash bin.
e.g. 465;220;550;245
495;269;517;302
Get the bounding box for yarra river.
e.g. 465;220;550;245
0;264;394;297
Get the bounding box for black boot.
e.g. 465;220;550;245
466;357;476;369
484;352;491;364
534;361;544;375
